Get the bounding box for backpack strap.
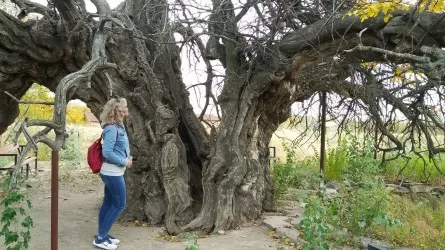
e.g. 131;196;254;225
99;124;121;165
101;123;119;141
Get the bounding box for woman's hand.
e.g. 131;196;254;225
126;156;133;168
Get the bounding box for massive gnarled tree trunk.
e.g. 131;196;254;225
2;0;445;234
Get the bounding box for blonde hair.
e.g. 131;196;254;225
99;97;128;126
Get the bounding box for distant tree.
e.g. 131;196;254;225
19;84;54;121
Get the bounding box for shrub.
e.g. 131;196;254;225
298;135;397;248
66;105;86;124
19;84;86;125
270;144;320;199
36;145;52;161
0;178;33;250
19;84;54;121
326;136;393;235
373;194;445;249
381;153;445;184
298;194;334;250
60;130;82;164
324;138;348;181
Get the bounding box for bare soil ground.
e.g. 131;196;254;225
24;161;285;250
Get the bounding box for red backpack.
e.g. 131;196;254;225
87;124;118;173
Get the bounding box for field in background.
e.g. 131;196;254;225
0;121;392;162
0;122;102;163
68;123;311;162
64;123;102;159
2;120;445;182
270;123;342;162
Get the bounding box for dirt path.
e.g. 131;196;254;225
25;162;283;250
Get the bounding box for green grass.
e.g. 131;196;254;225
271;135;445;249
324;138;349;181
372;194;445;250
0;156;15;167
381;153;445;184
270;149;320;199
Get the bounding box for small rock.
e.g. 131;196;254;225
386;184;410;194
284;217;301;226
217;230;225;235
359;237;393;249
275;227;305;246
323;188;338;196
431;187;445;194
325;180;340;190
263;216;293;230
276;227;300;240
410;184;433;193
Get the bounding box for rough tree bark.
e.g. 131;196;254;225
1;0;445;234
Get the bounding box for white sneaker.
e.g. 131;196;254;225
93;238;118;250
107;235;120;245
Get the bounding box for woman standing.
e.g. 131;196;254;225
93;97;132;250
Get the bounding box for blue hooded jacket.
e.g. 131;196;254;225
101;123;130;167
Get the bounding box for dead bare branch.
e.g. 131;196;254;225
4;91;54;105
10;0;53;17
345;44;430;63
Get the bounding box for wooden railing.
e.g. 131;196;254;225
0;144;38;178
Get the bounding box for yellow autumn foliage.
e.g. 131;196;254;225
389;64;422;85
348;0;445;23
419;0;445;12
20;84;54;120
361;61;377;69
20;83;86;124
66;105;87;124
394;66;403;77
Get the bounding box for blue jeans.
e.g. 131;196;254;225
98;174;126;238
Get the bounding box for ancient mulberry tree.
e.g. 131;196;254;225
1;0;445;234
